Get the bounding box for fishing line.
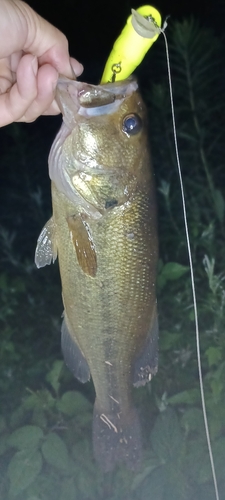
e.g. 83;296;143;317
159;22;220;500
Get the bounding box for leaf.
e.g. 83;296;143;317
0;434;8;456
160;331;181;350
161;262;189;280
140;466;166;500
180;408;204;434
164;456;193;500
205;346;222;367
198;453;212;484
46;360;64;394
23;389;55;412
198;483;218;500
108;466;135;499
189;438;223;486
72;439;92;462
150;408;183;462
26;497;41;500
131;460;159;490
199;437;225;483
57;391;92;417
158;179;170;199
76;465;98;498
41;432;70;471
25;470;61;500
185;440;206;483
60;477;77;500
32;408;48;429
0;415;6;434
158;262;189;290
168;389;199;406
10;406;26;429
210;378;223;403
23;392;42;411
71;440;99;492
8;449;42;497
8;425;44;450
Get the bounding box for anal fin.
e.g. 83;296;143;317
61;315;90;383
133;310;158;387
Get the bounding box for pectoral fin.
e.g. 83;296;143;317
133;308;158;387
35;217;57;268
67;214;97;277
61;315;90;383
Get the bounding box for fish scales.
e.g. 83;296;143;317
52;185;156;403
35;76;158;471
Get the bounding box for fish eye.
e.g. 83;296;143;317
122;113;142;136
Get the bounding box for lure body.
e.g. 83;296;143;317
101;5;161;83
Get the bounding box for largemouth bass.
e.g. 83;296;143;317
35;76;158;471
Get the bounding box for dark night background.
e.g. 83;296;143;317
0;1;225;498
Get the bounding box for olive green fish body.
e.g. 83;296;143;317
35;77;158;471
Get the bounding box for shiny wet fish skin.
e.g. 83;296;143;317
35;76;158;471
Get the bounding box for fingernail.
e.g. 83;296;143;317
70;58;84;78
31;56;38;76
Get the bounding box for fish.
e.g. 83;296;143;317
35;75;158;471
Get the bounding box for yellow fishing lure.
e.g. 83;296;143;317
101;5;162;83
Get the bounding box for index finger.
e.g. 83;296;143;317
0;0;83;78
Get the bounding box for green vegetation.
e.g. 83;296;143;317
0;18;225;499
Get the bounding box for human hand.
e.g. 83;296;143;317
0;0;83;126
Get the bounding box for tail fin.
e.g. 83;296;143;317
93;400;142;472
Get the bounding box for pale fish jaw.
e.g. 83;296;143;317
49;122;102;219
56;77;138;125
78;100;122;117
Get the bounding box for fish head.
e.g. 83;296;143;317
56;77;150;173
50;77;151;214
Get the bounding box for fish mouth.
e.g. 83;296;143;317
56;76;138;125
78;77;138;108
